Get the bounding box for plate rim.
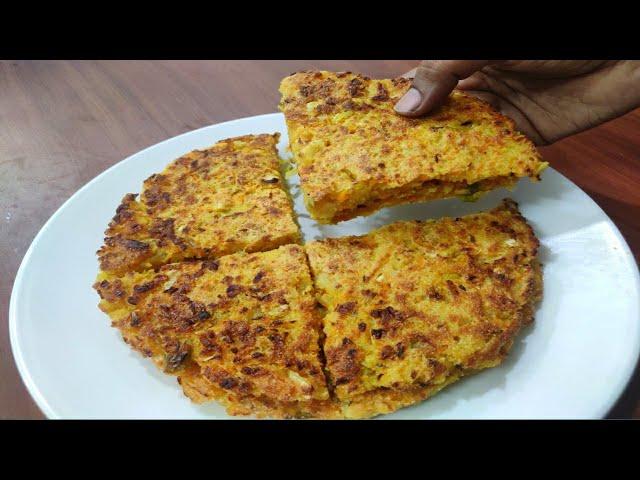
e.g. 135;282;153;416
9;112;640;419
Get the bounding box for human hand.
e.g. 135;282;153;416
394;60;640;145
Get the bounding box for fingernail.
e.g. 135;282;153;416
394;88;422;113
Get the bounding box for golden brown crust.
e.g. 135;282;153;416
279;71;548;223
94;245;330;416
338;373;462;419
179;366;342;419
305;199;542;416
97;134;300;276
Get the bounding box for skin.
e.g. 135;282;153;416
394;60;640;145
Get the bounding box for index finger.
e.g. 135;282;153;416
395;60;499;117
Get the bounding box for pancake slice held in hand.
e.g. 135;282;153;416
305;199;543;418
279;71;547;224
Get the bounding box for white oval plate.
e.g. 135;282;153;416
10;113;640;419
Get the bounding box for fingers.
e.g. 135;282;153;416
401;68;417;79
394;60;494;117
394;61;549;144
495;60;612;78
455;71;489;91
465;90;548;146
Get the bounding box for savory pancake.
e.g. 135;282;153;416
93;96;545;418
94;244;334;419
97;134;300;277
305;199;542;418
279;71;547;223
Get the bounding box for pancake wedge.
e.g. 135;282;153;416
279;71;547;224
305;199;542;418
93;244;335;418
97;134;300;277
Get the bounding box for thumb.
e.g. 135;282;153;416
394;60;495;117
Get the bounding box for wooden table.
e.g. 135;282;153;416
1;60;638;419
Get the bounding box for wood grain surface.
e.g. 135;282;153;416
1;60;638;419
